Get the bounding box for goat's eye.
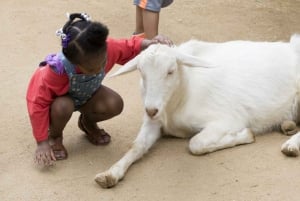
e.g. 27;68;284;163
167;71;174;75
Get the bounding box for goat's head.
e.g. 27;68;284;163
111;44;214;119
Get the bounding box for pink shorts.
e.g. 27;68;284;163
134;0;173;12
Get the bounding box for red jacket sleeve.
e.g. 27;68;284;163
104;36;143;73
26;65;69;142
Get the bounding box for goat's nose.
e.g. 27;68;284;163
145;108;158;117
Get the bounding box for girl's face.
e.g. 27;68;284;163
77;52;106;75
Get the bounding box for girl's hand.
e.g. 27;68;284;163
35;140;56;167
151;34;173;46
141;34;173;50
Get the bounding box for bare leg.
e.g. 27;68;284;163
134;6;144;34
95;117;162;188
142;9;159;39
49;95;75;159
78;85;123;145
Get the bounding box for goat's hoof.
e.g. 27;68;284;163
241;128;256;143
188;141;208;155
95;171;118;188
281;121;297;136
189;149;206;155
281;141;299;157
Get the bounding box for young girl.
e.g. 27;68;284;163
26;13;172;167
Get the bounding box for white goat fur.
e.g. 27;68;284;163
95;35;300;188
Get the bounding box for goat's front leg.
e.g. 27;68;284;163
95;117;162;188
281;131;300;156
189;122;255;155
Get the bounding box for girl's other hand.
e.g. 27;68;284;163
35;140;56;167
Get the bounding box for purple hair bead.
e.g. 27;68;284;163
62;33;71;48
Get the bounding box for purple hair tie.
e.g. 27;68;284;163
56;28;70;48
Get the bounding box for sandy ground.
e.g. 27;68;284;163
1;0;300;200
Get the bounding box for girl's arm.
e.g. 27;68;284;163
26;65;69;142
104;35;173;73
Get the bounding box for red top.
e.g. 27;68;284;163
26;37;143;142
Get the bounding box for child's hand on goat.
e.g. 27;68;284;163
141;34;173;50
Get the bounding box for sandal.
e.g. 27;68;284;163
78;114;111;145
49;136;68;160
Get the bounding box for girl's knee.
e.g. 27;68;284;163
105;94;124;116
82;86;124;116
95;94;123;116
51;97;74;118
112;95;124;115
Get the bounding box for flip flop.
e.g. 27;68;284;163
78;114;111;145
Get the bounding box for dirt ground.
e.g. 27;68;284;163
1;0;300;200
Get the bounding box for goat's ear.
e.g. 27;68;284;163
109;55;140;77
175;51;215;68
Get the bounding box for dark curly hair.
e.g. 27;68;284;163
60;13;109;66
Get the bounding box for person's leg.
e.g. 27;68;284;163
49;95;75;159
142;9;160;39
135;5;144;35
78;85;124;145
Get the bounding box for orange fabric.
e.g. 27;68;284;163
133;32;146;38
139;0;148;9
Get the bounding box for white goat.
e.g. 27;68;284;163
95;35;300;188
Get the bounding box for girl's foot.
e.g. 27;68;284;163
78;114;111;145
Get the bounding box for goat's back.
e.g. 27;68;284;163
175;36;300;134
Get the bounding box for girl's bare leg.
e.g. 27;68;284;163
49;95;75;159
78;85;124;145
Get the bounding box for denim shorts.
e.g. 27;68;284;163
134;0;173;12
